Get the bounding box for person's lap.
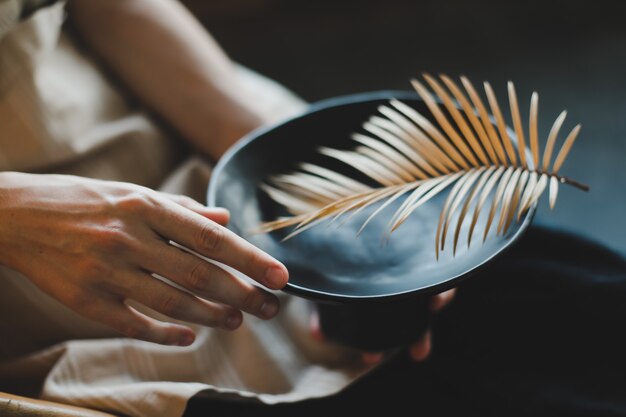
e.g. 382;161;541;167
184;225;626;417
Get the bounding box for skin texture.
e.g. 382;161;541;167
310;289;456;364
0;0;456;361
66;0;282;161
0;172;288;346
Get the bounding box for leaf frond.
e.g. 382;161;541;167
256;75;589;256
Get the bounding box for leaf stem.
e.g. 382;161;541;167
459;168;589;192
556;175;590;192
533;170;589;192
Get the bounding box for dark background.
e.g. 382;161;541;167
183;0;626;255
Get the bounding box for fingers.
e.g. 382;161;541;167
148;199;288;290
409;330;432;362
308;312;394;367
308;286;455;366
91;298;197;346
309;309;324;342
429;288;457;312
361;352;384;366
138;238;280;319
357;330;432;365
126;271;246;331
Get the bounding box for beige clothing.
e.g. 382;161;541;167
0;2;370;416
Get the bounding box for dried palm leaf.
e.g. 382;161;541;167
256;74;589;257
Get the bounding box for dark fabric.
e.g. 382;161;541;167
184;225;626;416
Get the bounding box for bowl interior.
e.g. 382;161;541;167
207;91;534;303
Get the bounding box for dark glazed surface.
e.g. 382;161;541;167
208;91;535;303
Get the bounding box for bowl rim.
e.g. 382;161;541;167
208;90;537;304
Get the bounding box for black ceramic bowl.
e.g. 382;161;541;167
207;90;535;351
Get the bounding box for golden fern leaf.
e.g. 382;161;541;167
256;74;589;258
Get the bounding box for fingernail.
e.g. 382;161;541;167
225;314;242;330
265;265;287;288
260;300;279;319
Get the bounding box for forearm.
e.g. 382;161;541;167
0;171;28;267
0;171;15;258
67;0;267;160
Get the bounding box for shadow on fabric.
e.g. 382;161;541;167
185;225;626;417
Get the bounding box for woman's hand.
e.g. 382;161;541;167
310;288;457;365
400;288;456;362
0;172;288;346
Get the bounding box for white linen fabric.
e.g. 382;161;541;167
0;2;371;416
